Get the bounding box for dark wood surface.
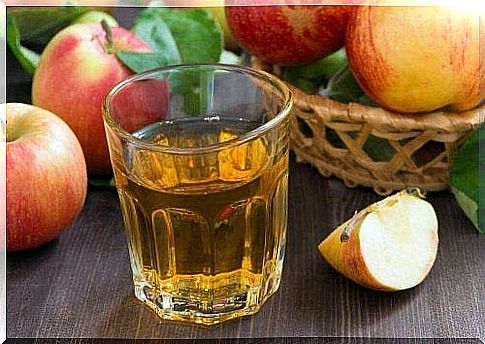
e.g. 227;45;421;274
6;7;484;342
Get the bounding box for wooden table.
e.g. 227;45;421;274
5;7;484;343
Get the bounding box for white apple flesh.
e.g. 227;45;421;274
319;189;439;291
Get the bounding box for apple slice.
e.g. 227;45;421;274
318;189;438;291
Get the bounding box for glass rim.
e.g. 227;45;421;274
102;63;293;155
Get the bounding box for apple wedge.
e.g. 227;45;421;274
318;189;438;291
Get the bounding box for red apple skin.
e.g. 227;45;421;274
346;5;483;113
32;23;151;176
6;103;88;252
225;2;353;66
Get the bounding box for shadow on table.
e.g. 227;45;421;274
304;258;420;335
94;290;254;339
7;239;60;269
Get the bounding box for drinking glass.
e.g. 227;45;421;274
103;64;292;324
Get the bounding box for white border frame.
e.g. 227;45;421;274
0;1;6;343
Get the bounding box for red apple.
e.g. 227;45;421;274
225;1;353;66
32;23;151;176
6;103;88;252
345;5;483;113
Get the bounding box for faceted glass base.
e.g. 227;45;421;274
133;273;282;325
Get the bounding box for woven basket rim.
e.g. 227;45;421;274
252;56;484;133
291;86;483;133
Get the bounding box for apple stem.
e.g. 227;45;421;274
341;209;369;242
406;187;426;199
101;19;114;54
340;188;424;242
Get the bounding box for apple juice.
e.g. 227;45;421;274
111;117;289;324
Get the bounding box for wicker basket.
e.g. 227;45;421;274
252;56;484;195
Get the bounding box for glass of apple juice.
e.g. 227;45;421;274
102;64;293;325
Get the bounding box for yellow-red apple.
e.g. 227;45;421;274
6;103;88;252
345;5;483;113
225;2;353;66
32;23;151;176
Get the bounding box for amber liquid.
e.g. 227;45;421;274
112;117;289;324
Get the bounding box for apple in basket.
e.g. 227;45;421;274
345;3;483;113
226;1;353;66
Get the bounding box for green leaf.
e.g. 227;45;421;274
362;135;395;162
132;7;222;65
89;177;116;188
116;52;173;74
118;7;224;116
450;126;483;232
322;63;369;104
289;78;322;95
323;63;382;161
7;16;40;75
7;7;90;74
282;49;347;95
451;187;478;228
150;8;222;63
281;49;380;107
181;69;213;116
358;94;379;107
131;13;182;66
325;129;395;162
8;7;88;46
